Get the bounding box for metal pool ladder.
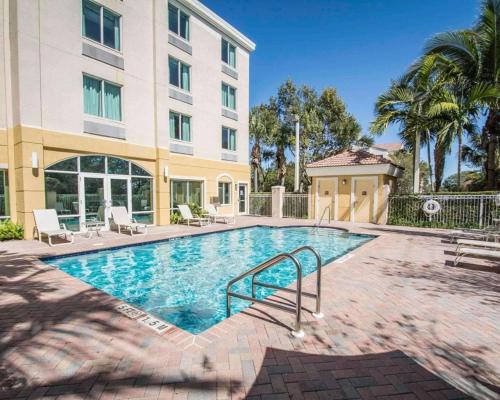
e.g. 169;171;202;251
226;246;323;338
315;205;331;228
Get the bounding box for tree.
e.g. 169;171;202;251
371;82;429;193
249;105;279;192
390;150;431;193
423;0;500;189
429;80;498;190
251;80;366;192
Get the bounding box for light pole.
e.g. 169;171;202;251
294;114;300;192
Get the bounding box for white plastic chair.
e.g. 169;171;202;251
110;206;148;235
178;204;209;226
33;209;74;246
205;204;235;224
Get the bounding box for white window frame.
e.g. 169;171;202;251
221;126;237;151
222;82;237;110
168;56;191;92
221;38;237;68
0;169;9;220
83;74;123;122
218;181;232;205
168;2;190;41
169;110;191;142
82;0;122;52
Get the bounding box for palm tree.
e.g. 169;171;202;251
249;105;279;192
429;81;499;189
371;82;430;193
423;0;500;189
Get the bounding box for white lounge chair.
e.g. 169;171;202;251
449;228;499;243
33;209;74;246
454;246;500;266
110;206;148;235
456;239;500;250
178;204;209;226
205;204;235;224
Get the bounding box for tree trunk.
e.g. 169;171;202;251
434;143;445;192
276;146;287;186
457;128;462;191
427;138;433;192
251;143;261;192
483;109;500;190
413;132;421;193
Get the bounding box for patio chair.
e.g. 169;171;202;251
110;206;148;235
454;245;500;266
178;204;210;226
205;204;235;224
448;228;499;243
33;209;74;246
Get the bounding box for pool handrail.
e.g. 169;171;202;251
251;246;323;318
316;205;331;227
226;245;323;338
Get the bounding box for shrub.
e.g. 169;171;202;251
0;220;24;241
170;211;182;224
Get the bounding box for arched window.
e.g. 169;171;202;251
45;155;153;230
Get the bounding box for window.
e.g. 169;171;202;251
221;83;236;110
218;182;231;205
168;3;189;40
169;57;190;91
45;156;154;230
171;180;203;208
83;75;122;121
0;170;9;219
82;0;121;50
169;111;191;142
222;127;236;151
221;39;236;68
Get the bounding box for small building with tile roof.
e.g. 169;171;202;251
306;149;403;224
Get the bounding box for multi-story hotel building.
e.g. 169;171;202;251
0;0;255;238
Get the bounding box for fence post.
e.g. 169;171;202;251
479;196;484;228
271;186;285;218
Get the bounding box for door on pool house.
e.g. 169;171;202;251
316;178;337;221
45;155;154;231
352;177;376;223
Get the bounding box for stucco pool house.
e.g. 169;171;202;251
0;0;255;238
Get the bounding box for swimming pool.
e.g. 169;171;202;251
44;226;373;334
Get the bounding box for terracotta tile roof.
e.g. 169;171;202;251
307;149;395;168
372;142;403;152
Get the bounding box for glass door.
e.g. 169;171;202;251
238;183;247;214
109;177;130;207
81;175;106;228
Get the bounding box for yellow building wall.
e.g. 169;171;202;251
3;125;250;238
311;174;393;224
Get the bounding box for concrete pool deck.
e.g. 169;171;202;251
0;217;498;399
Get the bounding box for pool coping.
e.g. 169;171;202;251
35;224;380;345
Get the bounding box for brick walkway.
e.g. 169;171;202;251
0;218;498;400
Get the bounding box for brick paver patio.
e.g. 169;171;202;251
0;218;498;400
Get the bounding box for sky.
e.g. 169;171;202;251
202;0;479;179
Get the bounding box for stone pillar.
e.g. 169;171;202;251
271;185;285;218
379;184;391;225
155;148;170;226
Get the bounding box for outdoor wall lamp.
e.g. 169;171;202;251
31;151;39;169
163;165;169;178
342;179;347;185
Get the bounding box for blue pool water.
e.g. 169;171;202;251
44;226;373;334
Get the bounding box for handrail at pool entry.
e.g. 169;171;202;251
252;245;323;319
226;246;323;338
316;205;331;227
